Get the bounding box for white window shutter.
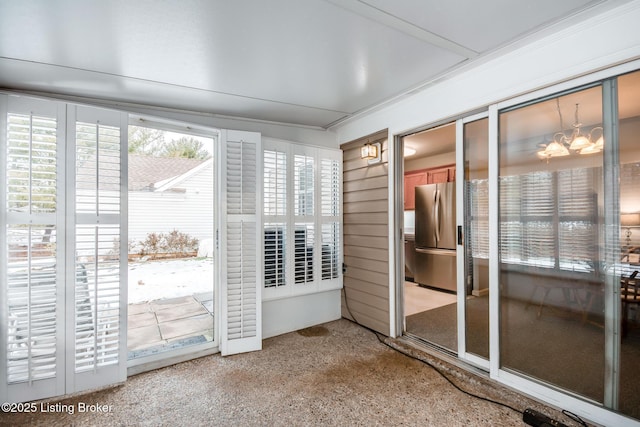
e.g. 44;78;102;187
220;130;262;356
1;95;66;403
65;105;128;393
319;153;342;289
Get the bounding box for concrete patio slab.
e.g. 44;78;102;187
128;324;163;351
158;314;213;340
128;311;158;329
128;302;151;315
193;291;213;302
150;295;196;310
154;300;207;323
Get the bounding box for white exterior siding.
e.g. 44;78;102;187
128;162;214;247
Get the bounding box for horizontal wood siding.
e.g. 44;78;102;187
340;129;389;335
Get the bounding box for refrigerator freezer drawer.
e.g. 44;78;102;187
415;248;457;292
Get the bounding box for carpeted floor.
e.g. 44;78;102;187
405;296;489;357
406;296;640;419
1;319;574;427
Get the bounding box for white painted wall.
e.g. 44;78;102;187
262;290;342;338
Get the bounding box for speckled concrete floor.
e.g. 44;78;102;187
1;319;579;427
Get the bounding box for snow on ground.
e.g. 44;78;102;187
128;257;214;304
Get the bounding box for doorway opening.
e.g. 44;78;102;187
402;122;458;352
126;122;216;360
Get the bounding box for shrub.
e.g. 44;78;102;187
138;230;199;259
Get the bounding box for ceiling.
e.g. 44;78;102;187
0;0;626;129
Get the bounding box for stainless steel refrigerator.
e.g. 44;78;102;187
414;182;457;292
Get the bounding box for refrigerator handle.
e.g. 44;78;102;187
434;189;440;243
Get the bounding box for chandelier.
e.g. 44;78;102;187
537;99;604;162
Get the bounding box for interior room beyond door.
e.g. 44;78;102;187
403;123;458;352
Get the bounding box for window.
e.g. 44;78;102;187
1;96;128;403
263;148;287;289
498;168;598;272
262;139;342;299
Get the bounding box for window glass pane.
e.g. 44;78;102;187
464;117;489;360
617;69;640;419
264;224;286;288
499;86;605;402
294;224;314;284
264;150;286;216
7;114;57;214
294;154;314;216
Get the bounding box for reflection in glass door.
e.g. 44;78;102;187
498;86;606;402
463;117;490;361
617;69;640;419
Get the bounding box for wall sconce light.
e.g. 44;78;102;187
361;142;381;164
404;147;416;157
621;213;640;247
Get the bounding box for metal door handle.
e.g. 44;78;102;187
434;190;440;243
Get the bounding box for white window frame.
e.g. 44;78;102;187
262;138;343;301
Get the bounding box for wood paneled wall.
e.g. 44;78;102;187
340;129;390;335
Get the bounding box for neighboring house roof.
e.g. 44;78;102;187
128;155;207;191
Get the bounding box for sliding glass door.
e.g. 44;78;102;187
460;116;490;363
616;70;640;419
496;69;640;419
498;85;605;402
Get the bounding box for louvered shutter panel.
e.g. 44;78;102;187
1;95;66;403
220;130;262;356
66;105;127;392
263;147;287;296
293;153;315;286
319;155;341;288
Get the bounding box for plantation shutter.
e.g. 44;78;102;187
293;150;315;286
319;152;342;289
263;141;288;299
220;130;262;356
66;105;128;392
1;95;66;403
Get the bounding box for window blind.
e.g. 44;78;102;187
558;168;597;272
499;168;599;272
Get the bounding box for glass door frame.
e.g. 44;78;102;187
487;61;640;427
456;112;490;371
125;115;221;374
394;57;640;427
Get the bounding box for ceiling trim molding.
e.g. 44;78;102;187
0;88;331;132
325;0;478;59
